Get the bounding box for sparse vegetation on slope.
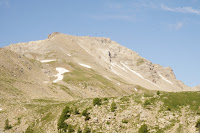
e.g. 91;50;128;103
57;91;200;133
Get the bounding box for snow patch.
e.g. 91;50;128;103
121;63;160;88
40;59;56;63
0;108;2;111
134;88;138;91
158;73;173;85
115;63;128;72
117;83;121;85
53;67;69;83
79;63;91;68
105;76;111;80
111;67;120;76
67;54;72;56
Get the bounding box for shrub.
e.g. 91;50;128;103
93;98;102;106
144;100;151;106
82;109;90;121
122;119;128;123
82;109;89;117
85;116;91;121
111;102;117;112
68;125;74;133
4;119;12;130
157;91;160;95
74;108;80;115
83;126;91;133
138;124;148;133
25;126;34;133
103;97;108;101
196;119;200;129
77;127;82;133
57;106;70;131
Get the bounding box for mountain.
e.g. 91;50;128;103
0;32;199;133
5;32;193;92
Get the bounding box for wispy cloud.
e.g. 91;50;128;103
91;14;135;21
161;4;200;15
106;2;123;9
0;0;9;8
169;22;184;30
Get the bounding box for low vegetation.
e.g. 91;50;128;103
4;119;12;130
93;98;102;106
56;91;200;132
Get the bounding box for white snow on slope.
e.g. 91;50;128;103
104;76;111;80
134;88;138;91
121;63;160;88
40;59;56;63
158;73;173;85
79;63;91;68
111;67;120;76
110;65;136;83
53;67;69;83
0;108;2;111
115;63;128;72
67;54;72;56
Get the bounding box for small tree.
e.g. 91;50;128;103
196;119;200;132
82;109;90;121
74;108;80;115
4;119;12;130
138;124;148;133
82;109;89;117
111;102;117;112
93;98;102;106
157;91;160;95
77;127;82;133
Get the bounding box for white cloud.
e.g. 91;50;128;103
161;4;200;15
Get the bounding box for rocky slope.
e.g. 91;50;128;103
0;32;199;133
5;32;193;92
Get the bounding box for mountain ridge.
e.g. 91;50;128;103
4;32;196;92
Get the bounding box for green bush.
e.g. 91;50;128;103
144;100;151;106
4;119;12;130
157;91;160;95
83;126;91;133
25;126;34;133
57;106;70;131
196;119;200;129
138;124;148;133
122;119;128;123
111;102;117;112
82;109;90;121
93;98;102;106
68;125;74;133
82;109;89;117
77;127;82;133
74;108;80;115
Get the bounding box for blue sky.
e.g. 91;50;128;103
0;0;199;87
